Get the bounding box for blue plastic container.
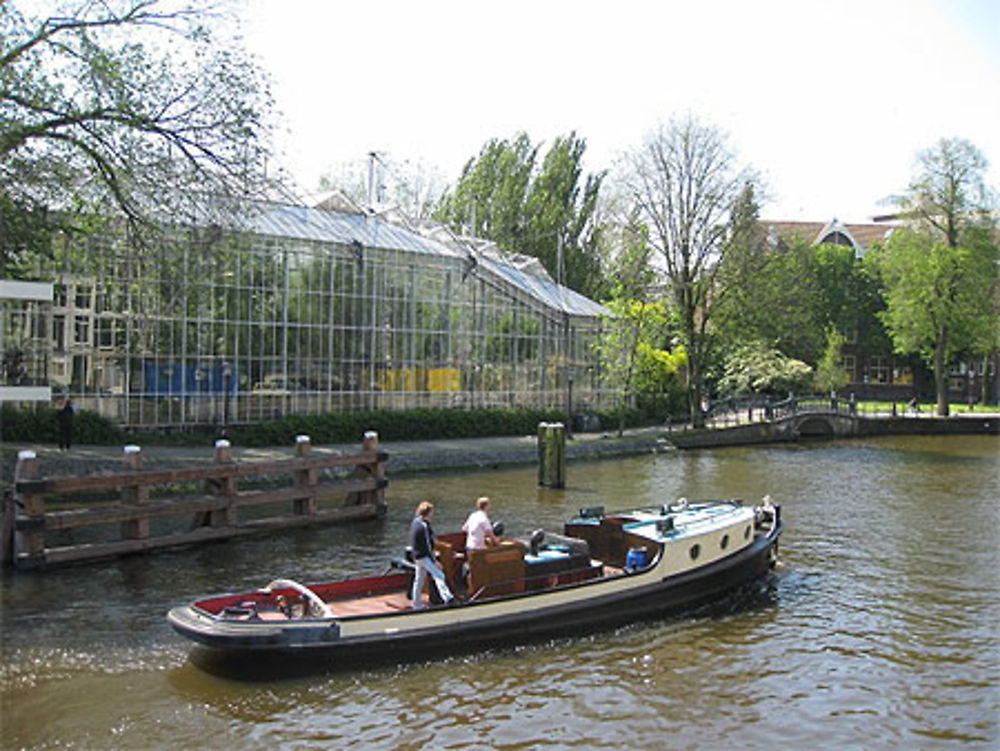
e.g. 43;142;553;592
625;547;648;573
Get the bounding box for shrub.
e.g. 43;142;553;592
1;403;124;445
2;405;658;447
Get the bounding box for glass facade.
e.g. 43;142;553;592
1;285;52;393
27;205;611;427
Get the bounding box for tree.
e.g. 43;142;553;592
620;115;754;426
713;182;770;349
813;328;849;394
597;295;685;436
875;137;999;415
718;341;812;397
903;137;996;249
595;208;684;434
436;133;536;246
873;227;998;414
435;132;606;298
1;0;278;275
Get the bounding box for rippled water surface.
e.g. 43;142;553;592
2;435;998;749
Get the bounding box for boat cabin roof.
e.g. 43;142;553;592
571;502;754;545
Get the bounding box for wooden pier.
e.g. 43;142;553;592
1;436;387;571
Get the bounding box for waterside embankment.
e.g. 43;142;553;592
3;414;996;481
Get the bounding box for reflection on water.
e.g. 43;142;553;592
2;435;998;748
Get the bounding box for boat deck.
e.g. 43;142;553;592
327;590;414;616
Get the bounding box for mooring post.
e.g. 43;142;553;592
13;450;45;569
121;445;149;540
294;435;318;516
1;489;13;568
209;439;237;527
538;422;566;488
368;431;388;515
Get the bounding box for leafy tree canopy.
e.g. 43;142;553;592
718;340;813;397
812;328;850;394
872;136;998;414
619;115;755;425
872;228;997;366
435;131;606;298
900;137;997;248
1;0;279;274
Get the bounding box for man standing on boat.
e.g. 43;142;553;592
409;502;456;609
463;496;499;551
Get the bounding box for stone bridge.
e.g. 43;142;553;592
671;396;862;448
670;397;998;449
770;410;858;438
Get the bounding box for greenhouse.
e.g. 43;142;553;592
3;201;612;428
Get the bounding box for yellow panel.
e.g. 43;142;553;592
427;367;460;392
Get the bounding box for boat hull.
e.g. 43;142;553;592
169;519;781;666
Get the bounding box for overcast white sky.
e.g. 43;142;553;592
243;0;1000;222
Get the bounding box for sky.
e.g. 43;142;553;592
243;0;1000;223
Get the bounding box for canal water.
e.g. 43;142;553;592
2;435;998;749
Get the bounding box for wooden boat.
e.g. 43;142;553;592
167;498;781;662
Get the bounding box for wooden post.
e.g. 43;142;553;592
209;439;237;527
538;422;566;488
373;449;388;516
1;489;15;567
13;450;45;569
294;435;318;516
120;445;150;540
347;430;381;507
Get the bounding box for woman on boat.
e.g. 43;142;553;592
408;502;456;609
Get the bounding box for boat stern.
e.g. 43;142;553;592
167;605;341;651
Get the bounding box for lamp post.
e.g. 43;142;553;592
566;369;574;439
221;361;232;437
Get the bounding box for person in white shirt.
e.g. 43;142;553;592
463;496;499;551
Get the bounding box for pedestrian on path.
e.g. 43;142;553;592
56;397;75;451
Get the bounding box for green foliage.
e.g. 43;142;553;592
1;405;654;448
1;0;277;266
621;116;754;426
871;136;998;414
715;234;888;367
718;341;813;396
598;299;680;388
435;132;606;298
227;408;568;447
813;328;850;393
870;228;998;365
901;137;997;248
714;182;770;349
1;403;124;444
632;343;688;417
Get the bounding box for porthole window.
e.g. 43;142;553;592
689;543;701;561
744;525;751;540
720;534;729;550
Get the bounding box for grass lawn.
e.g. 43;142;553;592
854;400;999;414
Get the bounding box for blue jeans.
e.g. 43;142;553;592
412;556;453;609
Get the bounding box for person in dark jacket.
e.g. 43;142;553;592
408;501;455;609
56;397;75;451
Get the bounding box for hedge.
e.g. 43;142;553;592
2;405;645;448
1;403;124;445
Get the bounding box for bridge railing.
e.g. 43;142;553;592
705;394;858;427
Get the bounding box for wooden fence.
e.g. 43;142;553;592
1;436;387;571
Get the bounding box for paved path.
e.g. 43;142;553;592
2;427;675;480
